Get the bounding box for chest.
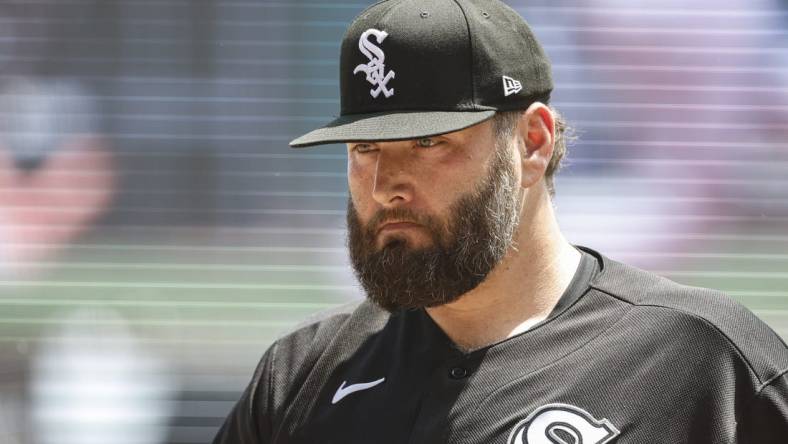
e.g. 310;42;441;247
280;338;741;444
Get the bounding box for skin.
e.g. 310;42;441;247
0;136;114;277
347;102;581;352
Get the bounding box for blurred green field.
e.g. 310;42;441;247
2;232;786;361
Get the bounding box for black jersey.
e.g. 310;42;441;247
213;247;788;443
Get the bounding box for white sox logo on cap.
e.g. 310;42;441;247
508;403;620;444
289;0;554;148
353;28;396;98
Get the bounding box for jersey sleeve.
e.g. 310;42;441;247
212;343;277;444
737;370;788;443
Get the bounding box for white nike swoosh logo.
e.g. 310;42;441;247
331;377;386;404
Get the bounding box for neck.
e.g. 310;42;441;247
424;184;581;352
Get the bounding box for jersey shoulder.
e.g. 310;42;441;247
590;250;788;387
265;299;390;417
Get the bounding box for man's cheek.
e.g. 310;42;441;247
351;199;375;229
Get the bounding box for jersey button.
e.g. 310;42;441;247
449;367;468;379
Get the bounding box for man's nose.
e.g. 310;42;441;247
371;148;415;207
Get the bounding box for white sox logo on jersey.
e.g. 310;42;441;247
353;28;396;98
508;403;620;444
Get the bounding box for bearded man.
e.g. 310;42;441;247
214;1;788;443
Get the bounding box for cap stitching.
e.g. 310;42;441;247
451;0;477;110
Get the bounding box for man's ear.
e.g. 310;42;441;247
516;102;555;189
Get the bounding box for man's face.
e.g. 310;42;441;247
346;120;522;312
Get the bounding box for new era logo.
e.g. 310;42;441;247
502;75;522;96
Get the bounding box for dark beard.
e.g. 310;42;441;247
346;144;521;312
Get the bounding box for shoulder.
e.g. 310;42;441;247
271;298;387;364
274;299;366;355
262;299;391;409
213;299;390;442
587;248;788;387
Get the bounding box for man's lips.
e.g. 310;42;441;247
376;221;422;234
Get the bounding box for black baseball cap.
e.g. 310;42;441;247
289;0;553;148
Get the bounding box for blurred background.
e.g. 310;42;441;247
0;0;786;443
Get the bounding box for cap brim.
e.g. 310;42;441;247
289;110;496;148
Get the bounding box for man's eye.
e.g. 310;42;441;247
353;143;375;153
416;138;438;148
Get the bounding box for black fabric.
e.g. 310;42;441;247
738;372;788;443
214;246;788;443
289;0;553;147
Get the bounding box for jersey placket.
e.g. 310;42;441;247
406;351;483;443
